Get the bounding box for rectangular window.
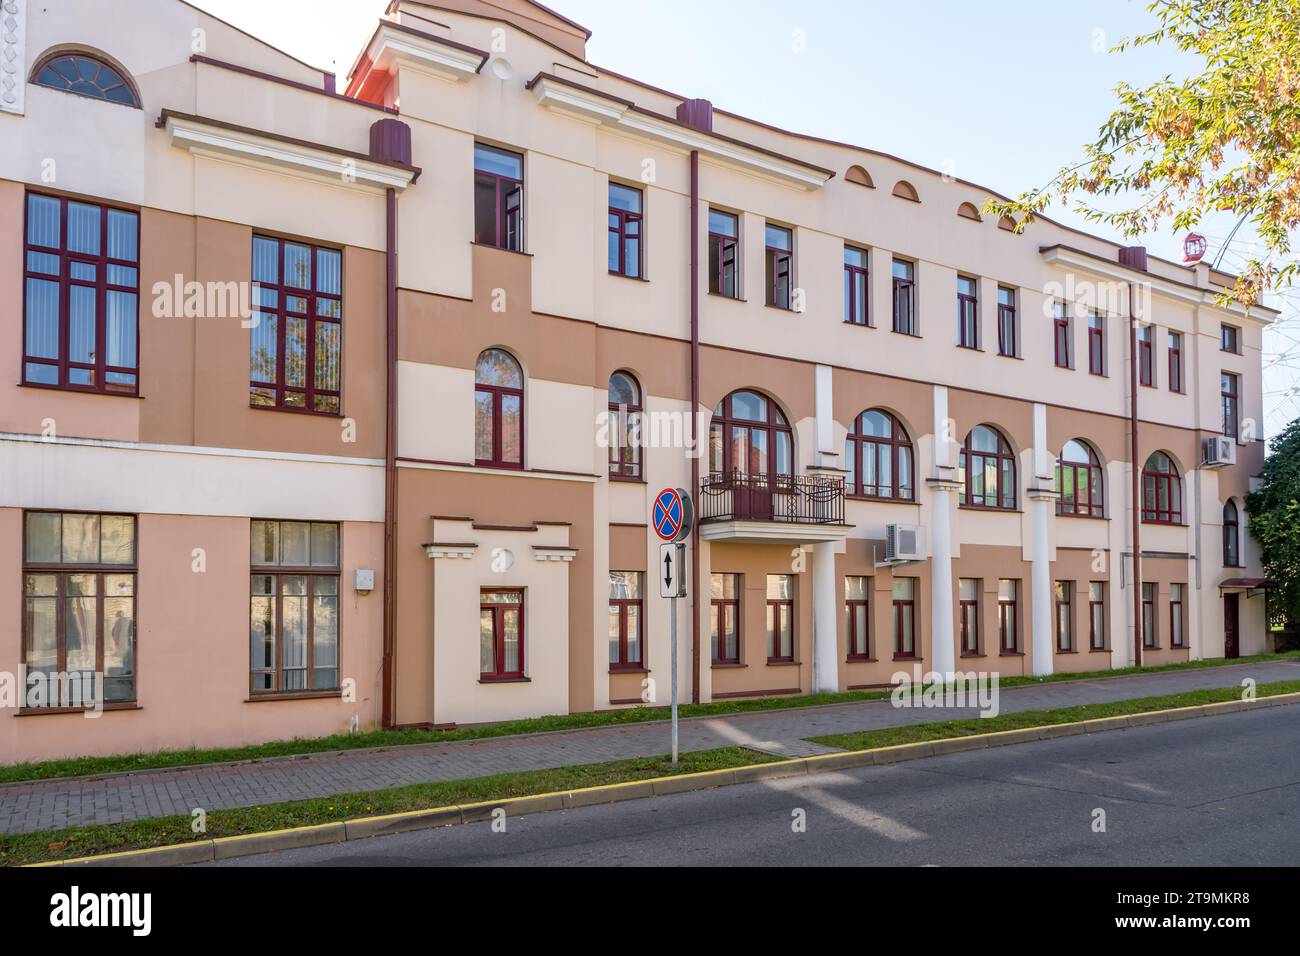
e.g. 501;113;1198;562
845;575;870;659
22;511;137;708
1138;325;1155;387
1168;331;1184;393
892;577;916;658
1221;372;1239;439
957;276;979;349
710;573;741;664
891;259;916;335
474;143;525;251
765;224;793;309
1141;582;1156;649
23;193;140;394
766;574;794;662
998;579;1019;653
480;589;524;679
250;520;341;693
608;183;643;278
1054;581;1073;652
1088;314;1106;375
608;571;644;669
997;285;1017;356
1089;582;1106;651
249;236;343;415
1169;583;1185;648
844;246;869;326
708;209;740;298
959;578;980;654
1053;301;1071;368
1220;323;1240;354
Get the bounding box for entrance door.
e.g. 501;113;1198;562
1224;593;1240;659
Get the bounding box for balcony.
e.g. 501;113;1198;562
698;471;850;543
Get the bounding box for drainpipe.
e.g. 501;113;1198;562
1128;280;1143;666
689;148;702;703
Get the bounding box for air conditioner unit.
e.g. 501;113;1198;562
1202;436;1236;468
885;523;927;563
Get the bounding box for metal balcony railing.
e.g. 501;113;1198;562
699;471;845;525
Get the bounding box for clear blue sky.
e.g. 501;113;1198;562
190;0;1298;434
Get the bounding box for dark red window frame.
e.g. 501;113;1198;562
1169;584;1185;648
1138;326;1155;387
608;183;643;278
846;409;914;500
844;246;870;326
960;425;1017;510
766;575;795;663
1223;500;1241;567
475;349;524;469
608;572;644;670
1056;439;1104;518
249;235;343;415
957;276;979;349
1087;314;1106;375
1141;582;1157;649
711;573;741;665
1053;304;1071;368
474;143;524;252
765;224;793;310
891;259;916;335
608;370;642;479
1168;331;1184;393
893;578;917;659
708;209;739;298
1220;323;1240;354
1142;452;1183;525
998;580;1019;653
480;588;525;680
708;390;793;480
23;192;140;395
959;580;980;655
997;286;1017;357
845;576;870;660
1089;582;1106;651
1054;581;1073;652
1221;372;1239;439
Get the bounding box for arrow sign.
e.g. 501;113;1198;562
659;542;686;598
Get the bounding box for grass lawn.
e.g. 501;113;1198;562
809;679;1300;750
1;651;1295;785
0;746;780;868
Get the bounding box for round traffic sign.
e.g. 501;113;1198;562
652;488;684;542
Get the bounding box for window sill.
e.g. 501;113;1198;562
847;494;917;504
843;320;875;329
959;505;1021;515
1088;647;1110;653
765;304;796;314
710;662;746;669
766;659;801;667
957;344;983;352
1056;649;1078;655
250;403;344;419
247;690;342;702
479;676;531;684
471;241;532;257
474;460;526;472
890;329;921;338
996;353;1023;361
16;702;140;717
707;292;746;303
1055;512;1107;521
608;474;646;484
959;652;986;659
608;271;649;282
846;656;877;663
609;666;649;675
18;382;143;400
999;650;1024;657
892;654;919;662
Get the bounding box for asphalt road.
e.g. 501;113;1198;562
207;705;1300;867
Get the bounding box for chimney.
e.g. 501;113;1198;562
369;118;413;166
1118;245;1148;272
676;98;713;133
323;72;337;95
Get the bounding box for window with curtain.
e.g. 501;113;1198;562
766;574;794;662
23;193;140;394
475;349;524;468
1055;581;1073;652
845;576;870;660
250;520;340;694
480;589;524;679
710;573;741;664
893;577;916;658
959;578;980;654
608;572;643;669
998;579;1019;653
845;409;914;500
23;512;137;708
960;425;1017;510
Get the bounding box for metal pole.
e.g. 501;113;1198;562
670;594;679;764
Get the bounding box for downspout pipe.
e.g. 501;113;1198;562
689;148;701;703
1129;280;1143;667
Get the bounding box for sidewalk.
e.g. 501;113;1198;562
2;660;1296;835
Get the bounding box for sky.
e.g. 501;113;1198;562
188;0;1299;436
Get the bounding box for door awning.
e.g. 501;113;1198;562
1219;577;1276;591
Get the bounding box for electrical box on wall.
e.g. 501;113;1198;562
354;569;375;593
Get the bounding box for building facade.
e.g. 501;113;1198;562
0;0;1274;761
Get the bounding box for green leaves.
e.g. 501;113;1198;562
1247;417;1300;626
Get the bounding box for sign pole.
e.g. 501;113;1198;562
652;488;692;769
670;594;679;764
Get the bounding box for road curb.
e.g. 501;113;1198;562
29;690;1300;868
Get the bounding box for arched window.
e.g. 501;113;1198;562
475;349;523;469
608;371;642;479
1056;439;1104;517
845;410;914;500
1223;500;1240;567
708;390;792;480
1142;452;1182;524
960;425;1016;510
32;51;141;107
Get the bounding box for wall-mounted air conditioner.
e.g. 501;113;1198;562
884;523;927;563
1202;436;1236;468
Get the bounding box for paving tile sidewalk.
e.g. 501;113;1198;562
1;660;1295;835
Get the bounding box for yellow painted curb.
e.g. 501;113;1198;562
26;690;1300;868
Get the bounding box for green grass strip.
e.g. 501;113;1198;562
2;651;1295;785
1;746;779;868
809;679;1300;751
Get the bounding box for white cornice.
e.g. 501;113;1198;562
533;546;577;562
425;543;478;560
163;113;417;193
368;23;486;84
1039;246;1274;323
529;76;832;191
